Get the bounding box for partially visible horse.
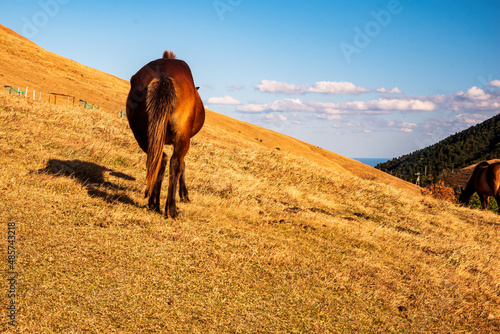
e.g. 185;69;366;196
126;51;205;218
459;161;500;212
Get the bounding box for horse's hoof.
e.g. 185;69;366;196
166;211;178;219
180;197;191;203
148;204;161;214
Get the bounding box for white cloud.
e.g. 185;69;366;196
236;98;315;113
306;81;371;95
463;86;490;100
232;83;499;141
446;86;500;112
255;80;407;96
376;87;402;94
399;123;417;133
486;80;500;88
206;96;242;105
236;103;267;113
366;98;436;111
236;97;435;116
255;80;306;94
255;80;371;95
455;113;489;125
311;98;435;115
269;99;315;112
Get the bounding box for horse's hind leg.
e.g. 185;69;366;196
165;138;190;218
148;152;167;213
495;195;500;214
179;161;190;203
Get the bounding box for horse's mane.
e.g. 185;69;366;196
163;50;177;59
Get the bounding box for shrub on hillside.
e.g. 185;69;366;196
424;180;457;203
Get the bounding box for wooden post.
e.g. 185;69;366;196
26;87;28;98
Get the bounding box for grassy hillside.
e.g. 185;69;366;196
376;113;500;186
0;24;416;193
0;24;129;112
1;24;500;332
2;90;500;333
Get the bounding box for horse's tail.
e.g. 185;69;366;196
145;75;177;198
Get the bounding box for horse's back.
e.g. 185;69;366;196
129;59;196;99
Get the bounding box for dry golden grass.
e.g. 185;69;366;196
1;91;499;333
1;23;500;333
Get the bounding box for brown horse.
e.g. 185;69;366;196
459;161;500;212
126;51;205;218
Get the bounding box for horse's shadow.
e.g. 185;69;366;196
35;159;138;206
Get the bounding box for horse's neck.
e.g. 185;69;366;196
462;178;477;200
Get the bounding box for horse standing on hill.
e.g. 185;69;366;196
126;51;205;218
459;161;500;212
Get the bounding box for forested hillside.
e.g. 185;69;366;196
376;113;500;185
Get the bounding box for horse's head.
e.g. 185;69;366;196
458;187;469;205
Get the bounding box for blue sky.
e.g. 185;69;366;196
2;0;500;158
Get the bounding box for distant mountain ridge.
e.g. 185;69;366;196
375;113;500;185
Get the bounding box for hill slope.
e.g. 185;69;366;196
0;24;418;193
376;113;500;185
1;24;500;332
